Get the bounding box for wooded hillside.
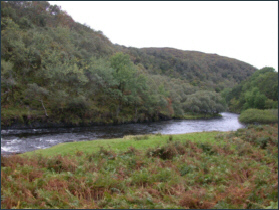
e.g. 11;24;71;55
1;1;259;127
124;47;255;91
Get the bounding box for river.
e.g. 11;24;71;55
1;112;245;155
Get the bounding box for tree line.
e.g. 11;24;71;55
222;67;278;113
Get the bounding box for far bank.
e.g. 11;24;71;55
1;108;222;130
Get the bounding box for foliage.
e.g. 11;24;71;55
2;124;278;209
183;90;226;114
239;109;278;124
224;67;278;113
124;47;256;92
265;201;278;209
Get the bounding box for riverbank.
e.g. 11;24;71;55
2;124;277;209
175;113;222;120
1;107;222;129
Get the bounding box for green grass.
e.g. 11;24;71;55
22;131;221;157
176;113;222;120
239;109;278;124
2;124;278;209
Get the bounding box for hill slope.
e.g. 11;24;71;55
1;1;258;127
122;47;256;91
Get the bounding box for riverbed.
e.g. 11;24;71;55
1;112;245;154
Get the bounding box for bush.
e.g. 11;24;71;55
168;135;173;141
239;109;278;124
197;142;216;155
146;141;186;160
256;137;270;149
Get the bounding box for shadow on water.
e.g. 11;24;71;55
1;112;245;154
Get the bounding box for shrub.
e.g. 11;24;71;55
131;168;152;186
46;155;77;173
98;147;117;160
197;142;216;155
236;142;253;156
256;137;270;149
152;168;173;182
123;146;138;155
146;141;186;160
168;135;173;141
239;109;278;124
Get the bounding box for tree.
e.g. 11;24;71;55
183;90;226;114
110;53;137;118
25;83;49;116
226;67;278;112
244;87;267;110
1;60;16;104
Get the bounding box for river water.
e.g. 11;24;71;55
1;112;245;154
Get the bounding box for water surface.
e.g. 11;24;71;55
1;112;244;154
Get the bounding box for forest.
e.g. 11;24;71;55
1;1;277;127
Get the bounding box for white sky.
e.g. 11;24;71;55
49;1;278;71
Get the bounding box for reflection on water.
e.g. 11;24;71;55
1;112;245;154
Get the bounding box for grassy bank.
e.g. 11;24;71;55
22;132;221;157
239;109;278;124
1;124;278;209
175;113;222;120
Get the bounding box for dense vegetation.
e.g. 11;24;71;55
223;67;278;113
239;109;278;124
1;124;278;209
1;1;258;127
125;47;256;91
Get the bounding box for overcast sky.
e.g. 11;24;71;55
49;1;278;71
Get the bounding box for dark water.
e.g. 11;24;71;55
1;112;244;154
